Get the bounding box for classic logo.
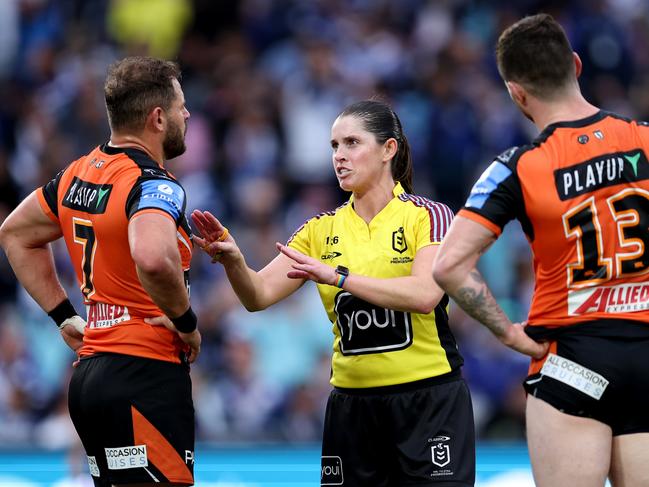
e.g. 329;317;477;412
554;150;649;200
321;456;343;485
63;177;112;214
334;292;412;355
321;251;342;260
392;227;408;254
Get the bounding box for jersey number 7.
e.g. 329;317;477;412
72;217;97;299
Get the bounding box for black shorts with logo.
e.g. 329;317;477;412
524;320;649;436
68;353;195;486
321;370;475;487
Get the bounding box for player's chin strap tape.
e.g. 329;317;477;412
171;306;197;333
48;299;78;328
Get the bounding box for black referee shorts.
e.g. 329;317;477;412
68;353;195;486
321;371;475;486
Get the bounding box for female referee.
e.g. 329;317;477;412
193;100;475;487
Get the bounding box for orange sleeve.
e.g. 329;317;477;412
36;188;59;223
457;209;502;236
128;208;176;223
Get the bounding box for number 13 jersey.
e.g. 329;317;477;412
461;111;649;333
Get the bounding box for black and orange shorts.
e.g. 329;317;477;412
68;353;195;486
525;320;649;436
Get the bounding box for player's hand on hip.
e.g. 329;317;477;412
501;322;549;359
145;315;201;363
276;242;338;285
191;210;240;264
178;329;201;363
59;315;85;352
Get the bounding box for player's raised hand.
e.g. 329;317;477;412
276;242;338;285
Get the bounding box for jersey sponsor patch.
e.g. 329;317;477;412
554;150;649;200
62;177;113;214
465;161;512;209
137;179;184;220
86;302;131;328
87;456;100;477
540;353;609;400
105;445;148;470
568;281;649;315
334;292;413;355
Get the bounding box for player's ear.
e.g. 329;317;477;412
573;52;583;78
148;107;165;133
505;81;527;107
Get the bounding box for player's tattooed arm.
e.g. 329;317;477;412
451;269;511;337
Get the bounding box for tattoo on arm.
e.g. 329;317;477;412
451;269;510;337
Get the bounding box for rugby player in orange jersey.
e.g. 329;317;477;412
434;14;649;487
0;56;199;486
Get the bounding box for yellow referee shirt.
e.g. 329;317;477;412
288;183;463;388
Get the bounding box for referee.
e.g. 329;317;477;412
194;100;475;487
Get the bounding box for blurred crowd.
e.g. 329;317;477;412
1;0;649;450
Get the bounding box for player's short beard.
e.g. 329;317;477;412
163;119;186;160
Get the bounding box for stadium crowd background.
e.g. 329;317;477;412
0;0;648;451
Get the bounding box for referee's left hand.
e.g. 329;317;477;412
276;243;338;286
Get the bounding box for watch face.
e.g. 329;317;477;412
336;265;349;276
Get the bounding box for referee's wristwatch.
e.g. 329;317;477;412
334;265;349;288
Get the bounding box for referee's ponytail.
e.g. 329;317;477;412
339;99;414;194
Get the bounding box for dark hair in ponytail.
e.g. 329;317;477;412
338;99;414;193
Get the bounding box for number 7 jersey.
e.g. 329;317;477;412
37;144;193;363
461;111;649;330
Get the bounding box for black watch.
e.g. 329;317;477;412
335;265;349;277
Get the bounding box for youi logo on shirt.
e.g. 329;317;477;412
334;292;413;355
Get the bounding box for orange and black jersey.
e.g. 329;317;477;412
461;111;649;336
37;144;193;363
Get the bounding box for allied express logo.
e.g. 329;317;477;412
392;227;408;254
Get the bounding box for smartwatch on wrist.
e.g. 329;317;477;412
334;265;349;288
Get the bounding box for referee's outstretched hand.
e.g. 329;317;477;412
191;210;240;265
276;243;338;286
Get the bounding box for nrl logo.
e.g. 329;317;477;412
431;436;451;467
392;227;407;254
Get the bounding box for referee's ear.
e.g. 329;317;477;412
383;137;398;163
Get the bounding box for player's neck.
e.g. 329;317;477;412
108;133;164;167
532;93;599;132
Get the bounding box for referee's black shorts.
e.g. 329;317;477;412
68;353;195;486
321;371;475;486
